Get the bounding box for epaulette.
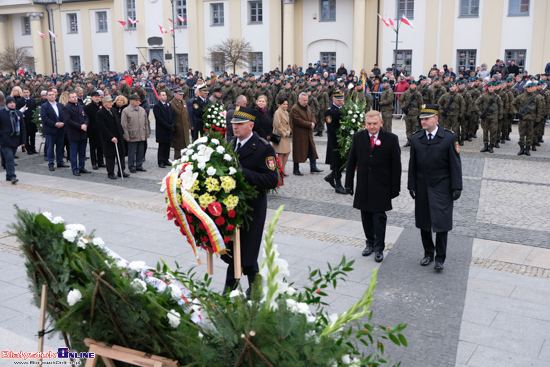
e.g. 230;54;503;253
259;137;270;145
444;128;454;133
412;129;423;135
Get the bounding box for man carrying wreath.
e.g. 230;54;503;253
222;106;279;297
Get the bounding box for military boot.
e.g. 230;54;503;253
480;143;489;152
459;139;464;146
524;146;531;156
324;170;336;188
506;135;511;141
532;144;537;151
494;141;500;148
534;140;541;146
310;161;324;173
467;134;473;142
539;137;544;143
404;139;411;147
517;146;524;155
488;144;494;153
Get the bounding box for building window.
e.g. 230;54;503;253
249;1;263;24
127;55;138;70
249;52;263;74
459;0;479;17
22;16;31;35
394;50;412;74
126;0;136;29
320;0;336;21
174;0;187;27
457;50;476;74
320;52;336;73
67;13;78;33
99;55;110;72
508;0;529;16
211;3;224;26
397;0;414;19
70;56;81;72
212;52;225;73
176;53;189;73
96;11;108;32
505;49;526;74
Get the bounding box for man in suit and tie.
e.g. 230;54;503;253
40;89;69;171
16;87;38;155
408;105;463;271
345;110;402;263
153;90;174;168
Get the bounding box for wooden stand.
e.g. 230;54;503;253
83;338;179;367
37;284;47;365
204;227;241;279
206;252;213;275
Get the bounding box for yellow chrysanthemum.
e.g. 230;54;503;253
222;194;239;210
176;193;182;205
205;177;219;186
199;193;216;208
189;181;200;192
206;183;221;193
220;176;236;193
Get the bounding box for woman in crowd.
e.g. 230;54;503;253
272;97;291;176
58;91;70;106
10;86;23;102
253;95;272;140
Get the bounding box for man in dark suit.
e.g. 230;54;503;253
83;91;105;170
153;90;174;168
408;105;463;271
0;96;26;184
40;89;68;171
16;87;37;154
96;96;129;179
63;92;90;176
221;107;279;297
345;110;401;262
187;84;210;142
324;91;347;194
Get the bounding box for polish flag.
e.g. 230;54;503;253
157;23;167;34
168;18;176;24
128;17;139;24
377;14;389;27
48;30;57;38
385;14;395;26
401;14;413;28
37;31;47;38
168;23;174;32
118;20;127;27
177;15;186;22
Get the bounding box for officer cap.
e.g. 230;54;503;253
449;82;456;87
232;106;256;123
129;94;140;100
199;85;210;93
487;81;496;87
419;104;438;118
174;89;184;95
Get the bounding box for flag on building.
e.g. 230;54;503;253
48;30;57;38
118;20;127;27
168;18;176;24
157;23;167;34
385;14;395;26
128;17;139;25
377;14;389;27
177;15;186;22
37;31;47;38
401;14;413;28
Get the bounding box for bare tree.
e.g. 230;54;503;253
0;45;32;74
206;38;253;74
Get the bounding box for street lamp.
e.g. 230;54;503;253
33;0;63;75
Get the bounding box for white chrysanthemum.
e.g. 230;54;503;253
167;309;181;328
223;154;232;162
42;212;53;221
191;153;198;161
296;302;310;315
286;287;296;296
211;138;220;145
67;289;82;306
168;283;182;300
181;155;189;163
131;278;147;294
92;237;105;246
128;261;146;273
341;354;351;365
197;162;206;170
66;223;86;234
229;167;237;175
286;299;297;310
77;237;88;249
115;259;127;268
63;229;77;242
52;216;65;224
229;289;244;298
197;136;208;143
185;149;193;156
206;166;217;176
216;146;225;154
352;119;356;123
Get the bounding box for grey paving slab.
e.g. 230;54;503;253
465;344;543;367
509;286;550;305
466;277;516;297
539;340;550;362
460;305;498;327
464;290;550;322
455;341;477;366
490;311;550;340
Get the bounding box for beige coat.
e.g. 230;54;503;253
170;97;191;150
290;103;319;163
121;105;149;142
272;107;291;154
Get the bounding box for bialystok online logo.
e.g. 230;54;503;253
2;348;95;361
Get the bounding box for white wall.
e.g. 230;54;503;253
452;1;482;72
499;5;533;72
61;11;84;71
88;9;114;72
12;14;34;54
241;0;270;74
203;1;229;73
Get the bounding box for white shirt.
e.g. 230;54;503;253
369;132;379;140
235;133;253;151
49;101;59;117
426;126;438;140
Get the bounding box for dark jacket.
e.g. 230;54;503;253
407;126;462;232
16;97;37;132
324;102;344;168
337;67;348;77
225;103;237;138
345;128;401;212
84;101;102;140
96;107;125;157
187;96;209;130
63;102;88;141
153;100;174;144
0;107;26;147
253;107;272;139
40;101;65;136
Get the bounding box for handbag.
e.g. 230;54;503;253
270;133;281;144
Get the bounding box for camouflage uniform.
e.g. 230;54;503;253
458;87;472;143
466;86;481;138
437;90;465;134
221;83;236;105
475;90;503;150
533;87;549;145
379;85;395;132
511;90;545;154
419;84;434;105
314;87;330;134
399;87;423;141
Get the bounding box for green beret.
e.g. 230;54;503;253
449;82;456;87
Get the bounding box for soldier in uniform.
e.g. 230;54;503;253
437;82;465;134
221;78;236;106
466;78;481;140
399;80;423;146
270;77;283;114
348;83;369;109
457;80;472;145
379;78;395;132
187;84;210;141
419;76;435;105
222;108;279;297
313;82;330;136
276;80;297;112
532;80;548;149
511;81;545;156
475;81;503;153
324;91;347;194
502;77;516;141
119;78;132;98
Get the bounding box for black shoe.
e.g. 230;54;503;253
506;135;511;141
467;135;472;142
539;137;544;143
324;172;336;188
158;163;166;168
534;141;540;146
130;169;137;173
73;171;81;176
314;131;322;137
374;252;384;262
108;173;117;179
404;139;411;147
92;164;98;170
362;246;373;257
524;147;531;156
488;144;494;153
473;133;477;138
11;177;18;184
118;171;130;178
14;155;19;159
245;287;251;300
517;146;524;155
164;160;172;166
310;166;324;173
459;140;464;146
79;168;91;173
293;171;304;176
21;146;26;153
532;144;537;152
57;163;69;168
420;256;433;266
480;143;489;152
136;167;147;172
335;186;347;195
98;163;106;168
500;138;505;144
49;166;55;171
27;151;35;155
434;262;444;271
494;142;500;149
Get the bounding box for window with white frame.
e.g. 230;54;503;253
176;53;189;73
320;52;336;73
126;0;136;29
459;0;479;17
174;0;187;27
394;50;412;74
22;16;30;35
96;11;108;32
457;50;476;73
99;55;110;72
211;3;224;26
212;52;225;73
320;0;336;21
67;13;78;33
250;52;263;74
70;56;81;72
397;0;414;19
249;1;263;24
509;0;529;16
505;49;526;73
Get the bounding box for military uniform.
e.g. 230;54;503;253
187;95;210;141
314;87;330;135
458;84;472;144
437;88;465;134
466;84;481;139
221;83;236;105
511;85;545;155
502;86;515;140
475;85;503;152
533;84;548;147
379;84;395;132
399;86;423;143
420;83;435;105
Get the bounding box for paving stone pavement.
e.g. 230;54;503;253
1;118;550;366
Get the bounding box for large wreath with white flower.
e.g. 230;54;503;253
202;101;227;135
337;100;367;166
161;133;257;261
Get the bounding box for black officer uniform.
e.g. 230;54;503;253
153;97;174;168
187;85;210;142
324;91;346;194
221;108;279;296
408;105;462;271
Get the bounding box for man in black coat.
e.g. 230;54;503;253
408;105;463;271
221;107;279;297
63;92;90;176
83;91;105;170
324;91;346;194
0;96;26;184
187;84;210;142
16;87;37;154
96;96;129;179
153;90;174;168
345;110;401;262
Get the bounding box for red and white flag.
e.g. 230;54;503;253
385;14;395;26
377;14;389;27
168;23;174;32
48;30;57;38
37;31;47;38
118;20;127;27
157;23;167;34
168;18;176;24
128;17;139;24
177;15;186;22
401;14;413;28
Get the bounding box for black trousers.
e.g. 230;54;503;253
421;230;448;263
222;259;258;293
89;136;104;166
157;143;171;164
361;211;387;253
105;155;126;175
191;122;204;142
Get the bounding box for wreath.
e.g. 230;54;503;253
202;101;227;135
